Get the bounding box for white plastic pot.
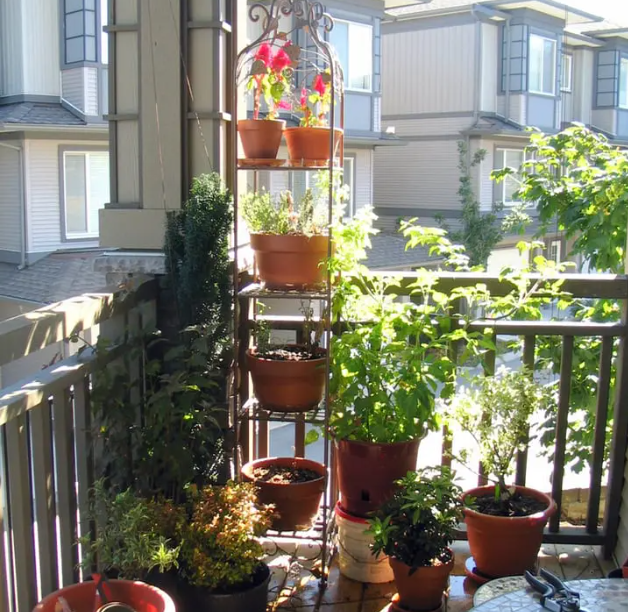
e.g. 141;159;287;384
335;502;394;583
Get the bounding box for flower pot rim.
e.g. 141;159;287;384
462;484;557;521
334;433;427;447
389;546;455;570
284;125;344;134
335;501;369;524
241;456;327;486
249;231;330;239
247;345;327;361
238;118;286;125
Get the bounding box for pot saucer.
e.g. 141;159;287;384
238;158;286;168
386;593;445;612
464;557;496;585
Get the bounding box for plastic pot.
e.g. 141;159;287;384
238;119;285;159
33;579;175;612
241;457;326;531
389;551;454;612
246;346;326;412
284;126;343;164
335;438;420;517
250;233;329;289
463;485;557;578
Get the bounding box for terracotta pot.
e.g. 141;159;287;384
241;457;326;531
335;438;421;517
238;119;285;159
463;485;557;578
284;126;343;163
33;579;175;612
390;551;454;612
246;346;326;412
250;233;329;289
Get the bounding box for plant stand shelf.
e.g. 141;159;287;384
239;398;327;425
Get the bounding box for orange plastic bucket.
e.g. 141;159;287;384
33;580;175;612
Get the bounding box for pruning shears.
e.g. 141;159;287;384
524;568;588;612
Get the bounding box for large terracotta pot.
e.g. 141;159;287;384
335;438;420;517
246;346;326;412
33;579;175;612
238;119;285;159
250;233;329;289
284;126;343;164
463;485;557;578
241;457;326;531
389;551;454;612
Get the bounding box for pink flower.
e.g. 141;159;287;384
313;74;326;97
271;48;292;74
300;87;308;107
255;43;272;66
277;100;291;110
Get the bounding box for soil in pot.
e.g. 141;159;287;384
474;490;548;517
247;345;326;412
463;485;557;579
390;551;454;612
242;457;326;531
336;438;420;517
238;119;285;160
251;233;329;289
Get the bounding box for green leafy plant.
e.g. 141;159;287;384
367;468;465;571
80;480;184;580
296;72;333;127
445;367;555;496
178;481;273;591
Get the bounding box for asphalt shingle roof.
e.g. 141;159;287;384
0;252;109;305
0;102;85;126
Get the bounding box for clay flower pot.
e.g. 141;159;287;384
250;233;329;289
463;485;557;578
389;550;454;612
238;119;285;159
241;457;327;531
335;438;421;517
246;346;326;412
33;580;175;612
284;126;343;164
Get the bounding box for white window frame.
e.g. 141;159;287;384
529;33;557;96
331;19;373;93
549;239;561;264
561;53;572;93
62;151;108;240
620;56;628;110
343;156;356;217
497;148;525;206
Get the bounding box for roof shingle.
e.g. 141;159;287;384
0;102;85;126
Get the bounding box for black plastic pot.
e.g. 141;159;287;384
182;563;271;612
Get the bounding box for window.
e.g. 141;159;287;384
342;157;355;217
620;57;628;109
561;54;572;93
529;34;556;95
62;151;109;239
100;0;108;64
329;20;373;92
549;240;561;264
497;148;524;205
64;0;98;64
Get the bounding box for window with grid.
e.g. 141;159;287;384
529;34;557;95
64;0;97;64
561;54;572;93
620;57;628;109
496;149;525;205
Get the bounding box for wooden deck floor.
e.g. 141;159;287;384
268;541;615;612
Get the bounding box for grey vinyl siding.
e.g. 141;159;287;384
617;110;628;137
596;50;620;108
591;108;616;134
0;147;22;255
528;94;556;130
501;24;528;93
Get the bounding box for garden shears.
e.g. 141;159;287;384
524;568;589;612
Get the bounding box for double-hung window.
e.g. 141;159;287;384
329;20;373;92
561;54;572;93
620;57;628;109
63;151;110;239
64;0;97;64
529;34;557;95
497;149;524;205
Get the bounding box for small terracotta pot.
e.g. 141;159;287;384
33;580;175;612
246;346;326;412
241;457;327;531
463;485;557;578
390;551;453;612
238;119;285;159
284;126;343;163
335;438;421;517
250;233;329;289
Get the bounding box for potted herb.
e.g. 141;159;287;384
241;180;330;289
246;301;327;412
238;41;294;160
177;481;274;612
368;468;465;612
284;72;343;164
446;368;557;579
240;456;327;531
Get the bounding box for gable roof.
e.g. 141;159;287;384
0;102;85;127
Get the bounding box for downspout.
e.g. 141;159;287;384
0;141;28;269
473;10;482;125
505;16;512;122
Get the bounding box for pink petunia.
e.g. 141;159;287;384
255;43;272;66
313;74;326;96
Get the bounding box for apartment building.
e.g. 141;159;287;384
374;0;628;268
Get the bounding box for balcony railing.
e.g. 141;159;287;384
0;271;626;611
